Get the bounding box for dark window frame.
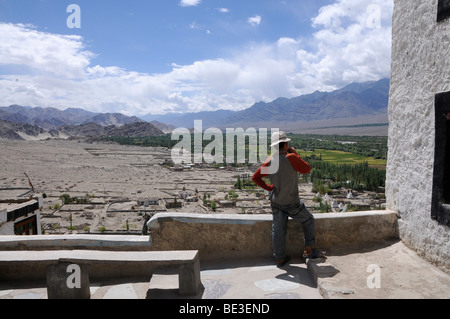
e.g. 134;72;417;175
437;0;450;22
432;92;450;227
14;215;37;235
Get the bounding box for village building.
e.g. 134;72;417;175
137;198;159;207
386;0;450;271
0;189;43;235
164;198;182;209
185;196;198;203
179;190;193;200
217;200;237;208
239;173;250;180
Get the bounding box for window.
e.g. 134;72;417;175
14;215;38;235
432;92;450;226
437;0;450;22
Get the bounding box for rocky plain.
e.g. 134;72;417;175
0;137;381;235
0;138;268;235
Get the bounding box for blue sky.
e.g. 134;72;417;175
0;0;393;117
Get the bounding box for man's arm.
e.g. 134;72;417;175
287;148;311;174
252;160;274;192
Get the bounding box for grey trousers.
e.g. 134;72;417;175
271;201;316;260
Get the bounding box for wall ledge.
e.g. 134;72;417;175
0;234;151;251
0;211;398;258
148;210;398;229
148;210;399;259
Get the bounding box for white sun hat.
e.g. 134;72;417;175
270;131;291;148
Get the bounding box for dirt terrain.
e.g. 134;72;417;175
0;138;382;235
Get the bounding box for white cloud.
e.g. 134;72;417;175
0;0;393;117
218;8;229;13
0;23;93;79
179;0;201;7
248;15;262;26
189;22;200;30
302;0;393;88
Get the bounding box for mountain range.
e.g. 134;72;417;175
0;105;168;140
0;78;390;140
0;119;166;140
143;78;390;129
0;105;145;130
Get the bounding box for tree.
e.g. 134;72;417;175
59;194;71;205
235;175;242;190
228;189;239;201
319;201;331;213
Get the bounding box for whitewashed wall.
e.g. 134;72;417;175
0;210;14;235
387;0;450;272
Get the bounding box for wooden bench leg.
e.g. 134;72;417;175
178;258;201;296
47;262;91;299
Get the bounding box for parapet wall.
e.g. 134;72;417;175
147;211;399;259
0;234;152;251
0;211;399;260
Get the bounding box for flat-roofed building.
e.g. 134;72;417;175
0;195;43;235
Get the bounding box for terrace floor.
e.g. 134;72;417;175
1;240;449;301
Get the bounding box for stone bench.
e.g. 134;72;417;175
0;250;201;298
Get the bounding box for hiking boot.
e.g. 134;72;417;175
303;246;313;259
303;247;327;259
276;255;291;268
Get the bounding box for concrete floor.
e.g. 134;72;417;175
1;240;449;301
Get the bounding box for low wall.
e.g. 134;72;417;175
147;211;399;259
0;234;152;251
0;235;153;281
0;211;399;260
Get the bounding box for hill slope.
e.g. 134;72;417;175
0;120;164;141
145;78;390;129
0;105;144;130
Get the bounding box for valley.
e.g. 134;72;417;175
0;137;387;235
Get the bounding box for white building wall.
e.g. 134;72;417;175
36;196;43;235
387;0;450;272
0;209;6;225
0;210;14;235
0;221;14;236
0;198;43;235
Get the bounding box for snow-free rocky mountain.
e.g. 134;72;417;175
0;119;166;140
0;105;144;130
143;78;390;129
0;78;390;139
0;106;166;140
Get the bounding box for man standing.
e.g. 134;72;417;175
252;131;316;267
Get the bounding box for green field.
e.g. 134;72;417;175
298;149;387;169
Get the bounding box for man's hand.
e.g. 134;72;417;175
287;147;297;154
